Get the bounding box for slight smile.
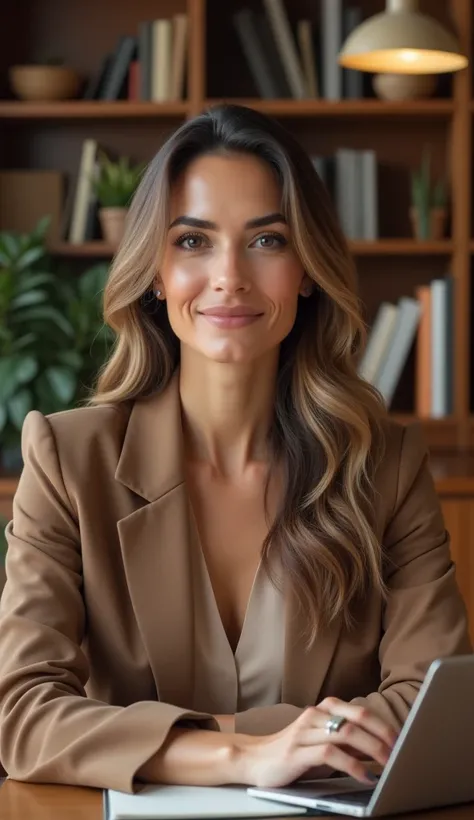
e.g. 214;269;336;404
198;306;264;329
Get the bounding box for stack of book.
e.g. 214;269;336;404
83;13;188;102
232;0;363;100
312;150;378;241
359;277;453;416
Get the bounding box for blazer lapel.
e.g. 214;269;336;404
115;372;196;710
282;587;343;707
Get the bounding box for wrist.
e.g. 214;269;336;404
222;733;262;785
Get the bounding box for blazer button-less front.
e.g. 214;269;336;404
0;370;470;793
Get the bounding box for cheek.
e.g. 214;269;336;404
260;257;303;304
161;257;204;308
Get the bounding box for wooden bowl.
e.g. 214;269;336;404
9;65;80;101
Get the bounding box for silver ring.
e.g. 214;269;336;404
325;715;347;735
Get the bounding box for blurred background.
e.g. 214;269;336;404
0;0;473;638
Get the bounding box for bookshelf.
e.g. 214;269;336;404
0;0;473;636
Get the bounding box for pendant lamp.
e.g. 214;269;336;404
338;0;468;74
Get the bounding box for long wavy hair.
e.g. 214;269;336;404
92;104;387;640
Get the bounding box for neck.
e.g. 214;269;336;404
179;346;279;477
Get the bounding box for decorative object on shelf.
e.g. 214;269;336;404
410;148;447;240
92;152;145;246
9;61;80;101
338;0;468;75
0;218;113;468
372;71;437;101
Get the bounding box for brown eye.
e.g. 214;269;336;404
253;233;287;249
174;232;207;250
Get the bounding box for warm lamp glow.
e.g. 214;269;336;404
338;0;468;75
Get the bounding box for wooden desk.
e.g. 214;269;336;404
0;781;472;820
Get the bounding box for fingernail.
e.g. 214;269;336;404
365;772;379;784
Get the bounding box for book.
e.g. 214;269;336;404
262;0;307;99
151;18;173;101
297;20;318;97
138;22;153;101
170;13;188;100
431;277;453;417
321;0;342;100
105;785;306;820
343;6;364;98
415;284;432;418
358;302;400;384
68;139;98;244
233;9;281;98
101;35;137;100
375;297;422;406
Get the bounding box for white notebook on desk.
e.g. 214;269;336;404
105;784;307;819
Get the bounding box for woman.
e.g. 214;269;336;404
0;104;470;793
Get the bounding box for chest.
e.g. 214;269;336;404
186;465;279;651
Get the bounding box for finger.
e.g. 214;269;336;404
297;742;377;785
317;698;398;747
300;724;391;768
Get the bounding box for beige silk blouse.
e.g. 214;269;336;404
189;515;286;714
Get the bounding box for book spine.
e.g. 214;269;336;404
138;22;153;101
321;0;342;100
415;285;432;418
170;13;188;101
431;278;449;417
343;7;364;98
262;0;307;99
101;36;137;100
233;9;280;98
68;139;98;244
296;20;318;98
361;150;378;240
151;19;173;101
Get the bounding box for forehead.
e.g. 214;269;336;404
169;152;282;218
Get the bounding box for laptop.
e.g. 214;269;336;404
247;654;474;817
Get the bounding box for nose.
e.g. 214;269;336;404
210;248;250;294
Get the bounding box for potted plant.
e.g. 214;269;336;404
410;148;448;241
92;152;145;247
0;218;113;472
9;57;80;101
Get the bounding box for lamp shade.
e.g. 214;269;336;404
338;0;468;74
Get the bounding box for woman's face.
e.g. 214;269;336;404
158;152;311;364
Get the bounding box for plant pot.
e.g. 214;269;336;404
9;65;80;101
372;72;437;101
99;207;128;246
430;207;448;240
410;207;447;240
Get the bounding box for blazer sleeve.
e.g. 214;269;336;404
236;423;472;736
349;422;471;728
0;411;219;793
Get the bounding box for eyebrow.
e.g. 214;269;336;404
168;212;287;230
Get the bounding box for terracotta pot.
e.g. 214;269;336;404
373;72;437;101
430;207;448;240
410;207;447;240
9;65;80;101
99;207;128;246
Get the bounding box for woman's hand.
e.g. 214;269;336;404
241;697;398;788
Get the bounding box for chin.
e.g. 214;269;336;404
200;342;260;364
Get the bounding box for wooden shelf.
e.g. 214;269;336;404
0;101;189;119
350;239;453;255
49;242;116;258
204;98;455;118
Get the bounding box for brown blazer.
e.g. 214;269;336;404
0;374;470;792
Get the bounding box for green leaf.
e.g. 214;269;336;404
55;349;83;370
11;289;48;309
43;365;77;404
15;245;45;272
10;333;38;352
7;389;33;431
31;215;51;242
12;356;38;386
0;232;21;261
10;305;75;337
16;272;56;292
0;358;22;402
0;403;7;433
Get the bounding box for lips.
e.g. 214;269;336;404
199;306;263;317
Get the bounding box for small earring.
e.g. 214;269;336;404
155;289;162;298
